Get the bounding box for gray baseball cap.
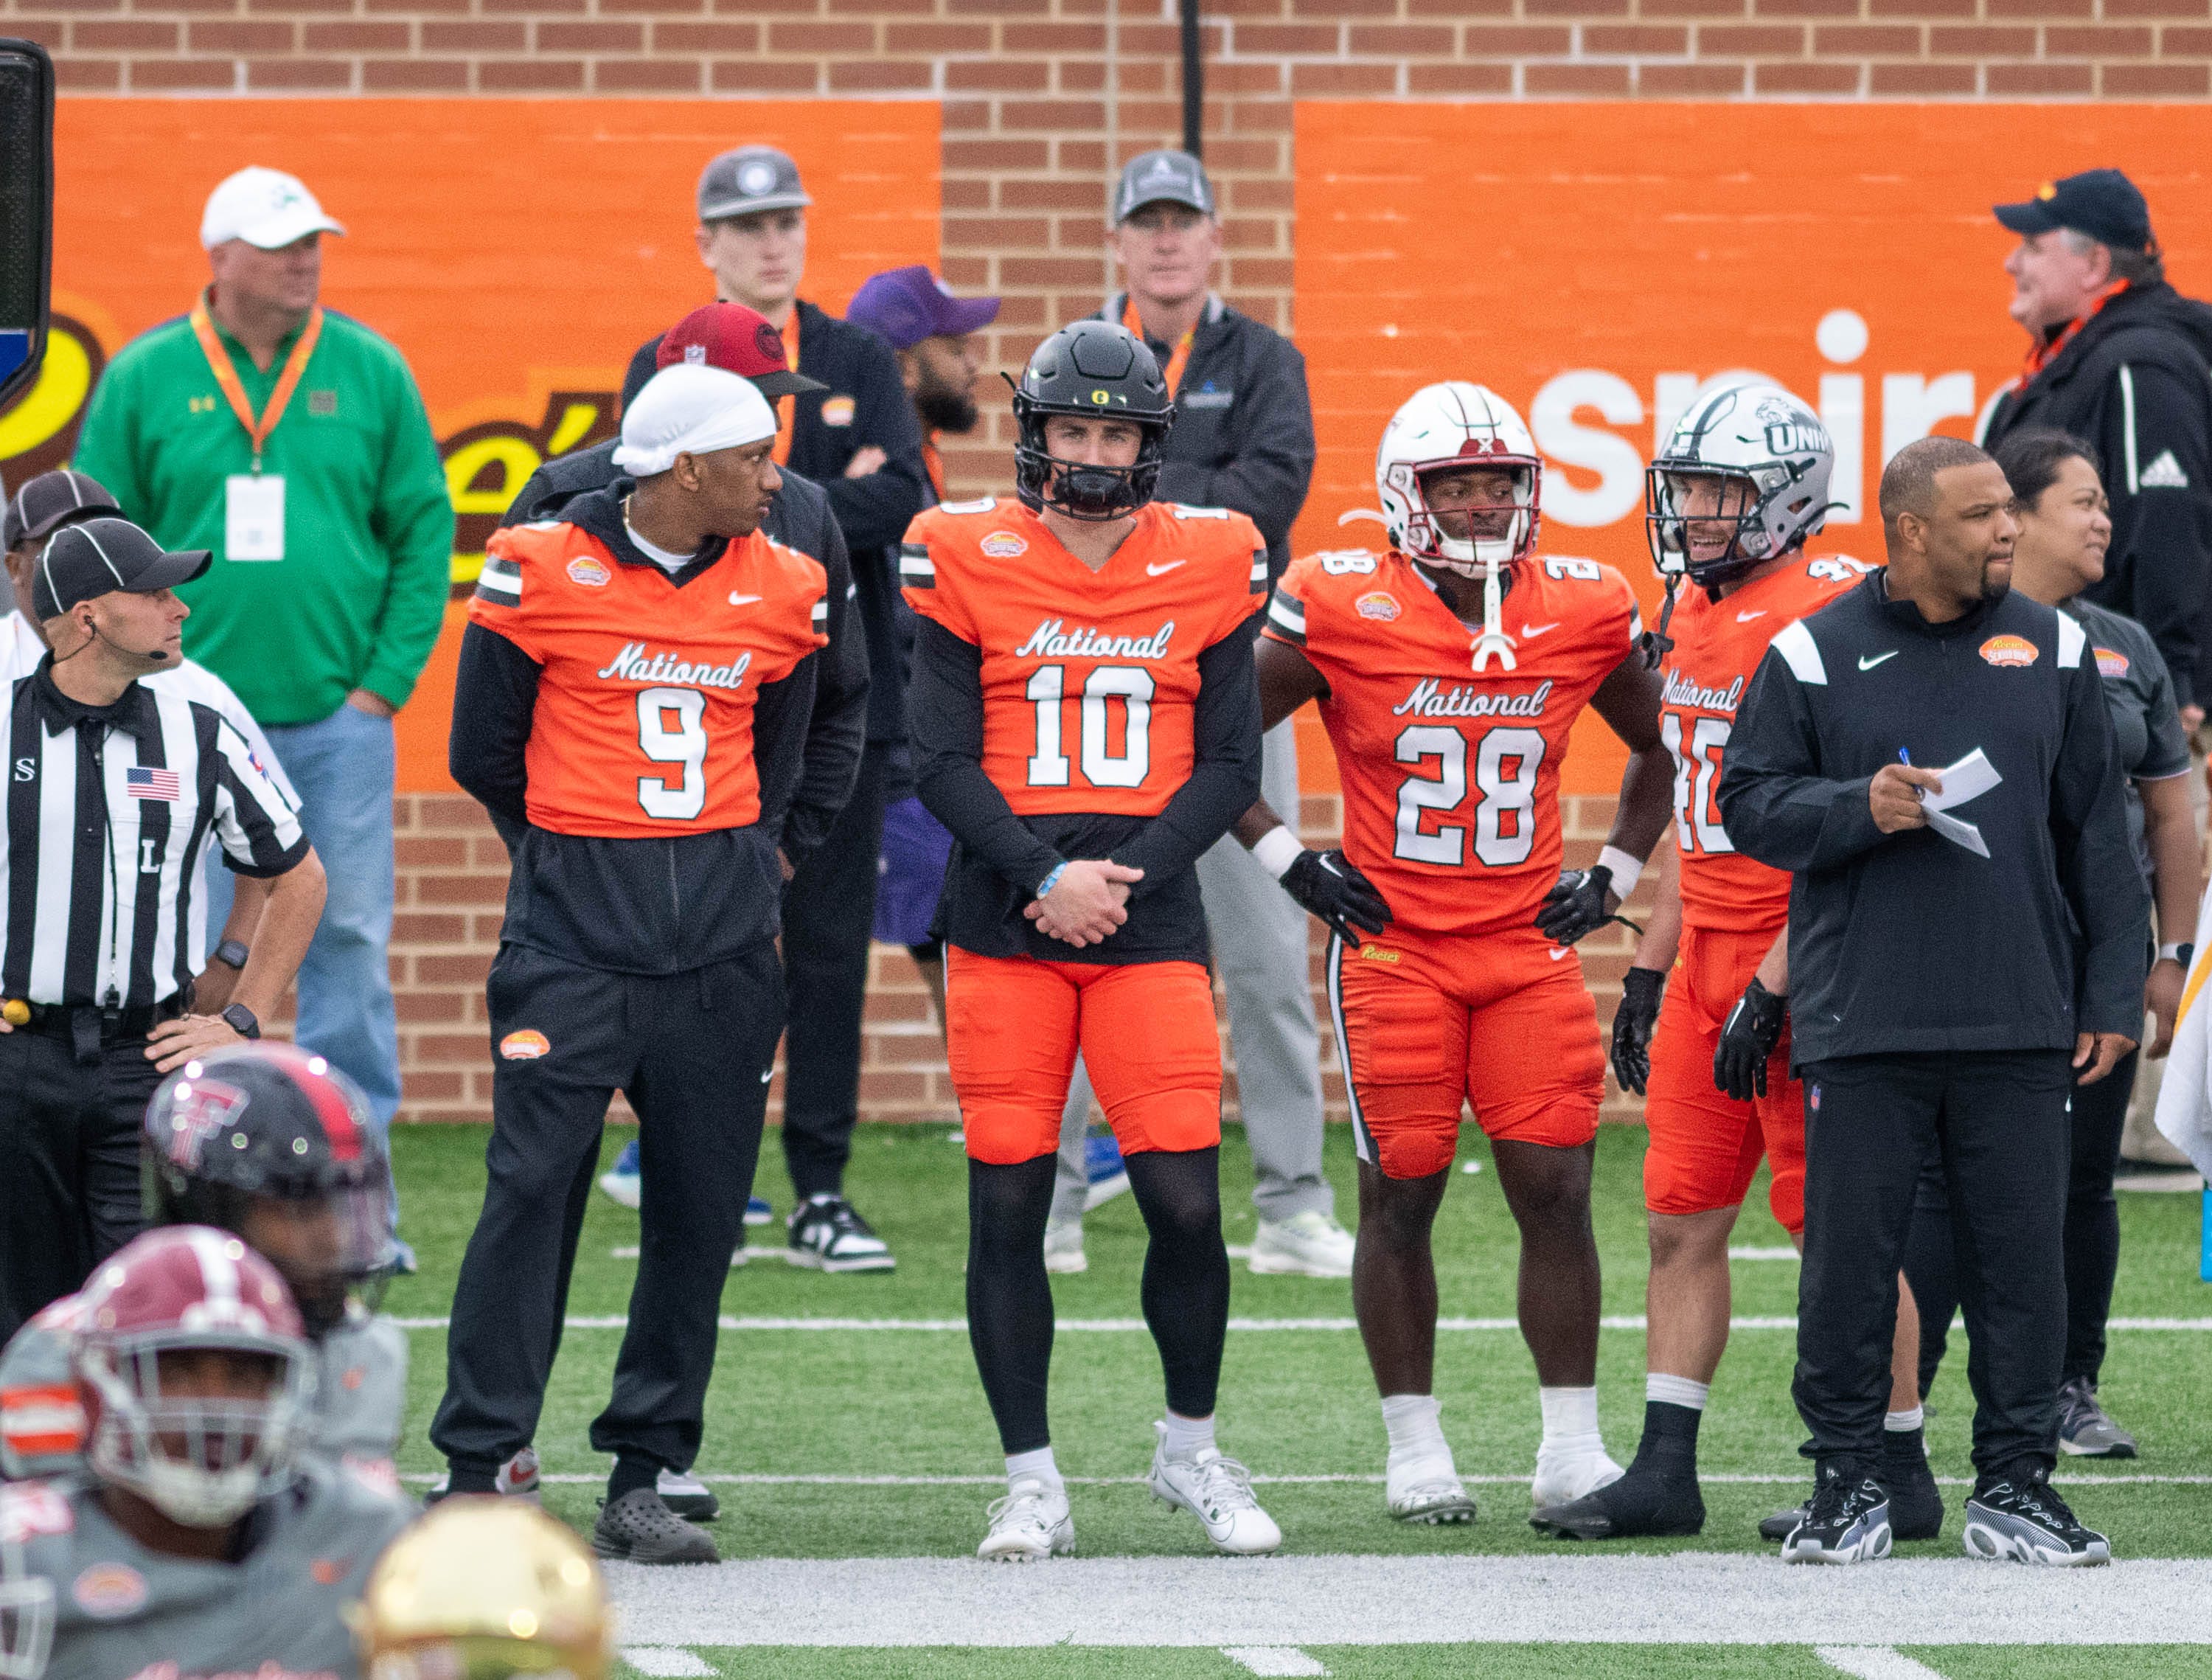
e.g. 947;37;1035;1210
1113;150;1216;223
698;146;813;223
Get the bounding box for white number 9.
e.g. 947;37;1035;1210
636;687;707;820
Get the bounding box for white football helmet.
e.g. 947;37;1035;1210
1377;382;1541;579
1646;381;1834;587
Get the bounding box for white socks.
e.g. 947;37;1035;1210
1381;1393;1447;1459
1159;1412;1217;1461
1648;1374;1711;1412
1885;1406;1924;1433
1539;1385;1605;1456
1005;1446;1062;1491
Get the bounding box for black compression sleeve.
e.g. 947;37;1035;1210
908;617;1065;895
1111;626;1264;898
448;622;540;831
784;520;869;861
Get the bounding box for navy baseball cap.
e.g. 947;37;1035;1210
844;267;1000;351
1995;170;2154;251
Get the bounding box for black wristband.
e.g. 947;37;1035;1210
212;939;250;971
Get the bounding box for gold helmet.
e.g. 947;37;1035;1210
350;1498;613;1680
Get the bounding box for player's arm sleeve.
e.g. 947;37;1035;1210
821;332;931;554
908;617;1066;895
1153;338;1315;566
2105;361;2212;710
211;718;313;878
751;657;821;850
2051;653;2153;1038
355;361;459;710
1111;625;1265;898
1714;642;1887;872
448;620;540;848
785;524;869;862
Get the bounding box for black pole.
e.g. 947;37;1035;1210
1179;0;1203;160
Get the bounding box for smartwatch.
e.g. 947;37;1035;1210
212;939;250;971
2159;943;2194;971
221;1003;262;1041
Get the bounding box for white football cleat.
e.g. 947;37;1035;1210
1247;1210;1355;1278
1530;1444;1624;1509
976;1478;1074;1563
1043;1216;1088;1275
1148;1424;1282;1555
1387;1450;1477;1525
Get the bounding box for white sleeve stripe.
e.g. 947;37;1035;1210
898;553;935;579
2056;610;2087;670
1770;619;1827;686
1267;596;1306;637
475;574;520;601
2120;364;2140;494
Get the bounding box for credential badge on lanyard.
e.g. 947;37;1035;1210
192;294;322;563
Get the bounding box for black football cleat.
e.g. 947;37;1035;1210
1531;1465;1705;1540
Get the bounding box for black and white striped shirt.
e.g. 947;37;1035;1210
4;659;308;1010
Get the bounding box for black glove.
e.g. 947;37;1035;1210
1714;976;1787;1102
1535;865;1617;946
1610;966;1667;1097
1280;848;1393;946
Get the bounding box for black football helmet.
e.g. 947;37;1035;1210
141;1043;395;1336
1011;319;1173;521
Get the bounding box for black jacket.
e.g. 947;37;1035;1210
451;483;864;975
629;301;928;744
1983;282;2212;708
1099;293;1315;581
1716;573;2146;1064
501;445;867;861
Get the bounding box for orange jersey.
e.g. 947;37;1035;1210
1268;549;1640;937
900;497;1268;817
1660;554;1868;931
470;521;827;839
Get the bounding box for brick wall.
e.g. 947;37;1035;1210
13;0;2202;1120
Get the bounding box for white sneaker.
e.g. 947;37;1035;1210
1147;1424;1282;1555
656;1468;719;1522
1387;1449;1477;1525
425;1445;541;1504
1248;1210;1355;1278
1531;1444;1625;1509
1043;1216;1088;1275
976;1478;1074;1562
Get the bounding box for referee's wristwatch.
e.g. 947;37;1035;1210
221;1003;262;1041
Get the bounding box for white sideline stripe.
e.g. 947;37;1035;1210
1817;1648;1948;1680
604;1555;2212;1646
609;1244;1266;1264
619;1649;713;1677
389;1313;2212;1333
397;1470;2212;1488
1224;1648;1329;1676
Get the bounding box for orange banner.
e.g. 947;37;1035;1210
1293;103;2212;794
1;98;942;791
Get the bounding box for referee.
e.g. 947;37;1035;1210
1;515;324;1341
1719;437;2146;1569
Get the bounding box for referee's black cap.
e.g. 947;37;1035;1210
32;516;210;621
4;469;119;552
1994;169;2154;252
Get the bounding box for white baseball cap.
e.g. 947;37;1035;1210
200;167;346;251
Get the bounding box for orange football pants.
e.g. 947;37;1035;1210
1643;922;1805;1235
944;949;1222;1164
1326;924;1604;1181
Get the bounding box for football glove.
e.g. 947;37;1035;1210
1714;976;1787;1102
1534;865;1641;946
1280;848;1393;946
1610;966;1667;1097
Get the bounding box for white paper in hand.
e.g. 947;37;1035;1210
1916;747;2001;856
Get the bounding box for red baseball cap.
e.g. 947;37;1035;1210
656;302;827;401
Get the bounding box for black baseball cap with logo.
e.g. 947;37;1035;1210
1994;169;2155;252
4;469;119;552
1113;150;1217;223
30;516;209;621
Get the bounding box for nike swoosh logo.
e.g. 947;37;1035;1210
1548;947;1572;962
1521;622;1560;638
729;593;763;606
1858;651;1899;670
1146;560;1187;577
1735;609;1767;622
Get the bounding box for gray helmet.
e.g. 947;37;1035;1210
1646;381;1835;589
1010;320;1173;522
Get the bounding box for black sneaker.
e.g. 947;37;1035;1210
1962;1466;2110;1566
1759;1500;1807;1543
592;1488;720;1564
1531;1463;1705;1540
2056;1376;2138;1459
1779;1462;1892;1565
1880;1432;1944;1541
787;1194;896;1273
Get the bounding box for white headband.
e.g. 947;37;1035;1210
612;364;777;478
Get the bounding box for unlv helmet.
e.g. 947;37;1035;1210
1011;320;1173;522
73;1226;313;1529
142;1043;394;1336
1377;383;1542;580
1647;381;1835;589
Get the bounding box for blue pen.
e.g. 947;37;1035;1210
1899;748;1912;767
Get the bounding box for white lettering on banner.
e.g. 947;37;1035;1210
1660;670;1746;714
1529;371;1644;529
1013;619;1176;661
596;643;753;690
1391;677;1554;720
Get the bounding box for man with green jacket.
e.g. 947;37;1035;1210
73;166;454;1184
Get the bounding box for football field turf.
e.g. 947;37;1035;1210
380;1120;2212;1676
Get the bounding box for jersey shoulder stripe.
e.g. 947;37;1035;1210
1770;618;1828;686
2056;609;2086;669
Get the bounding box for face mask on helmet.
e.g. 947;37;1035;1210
1009;321;1174;523
1646;383;1834;588
1399;462;1538;578
81;1336;310;1528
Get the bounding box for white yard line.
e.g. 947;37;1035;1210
604;1554;2212;1647
1816;1648;1949;1680
618;1649;714;1677
392;1313;2212;1333
1222;1648;1330;1676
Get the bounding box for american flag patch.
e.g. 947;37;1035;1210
125;766;180;802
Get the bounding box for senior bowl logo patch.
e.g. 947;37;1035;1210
566;556;611;589
980;531;1029;559
72;1562;148;1619
821;395;857;428
2095;646;2130;680
1978;634;2038;667
1355;591;1401;622
500;1029;551;1061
